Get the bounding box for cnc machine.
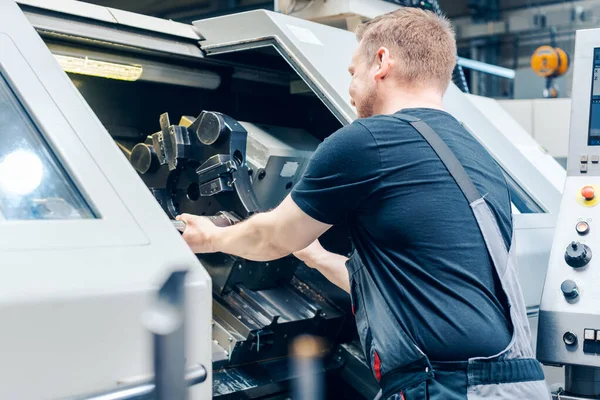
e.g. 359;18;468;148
0;0;568;398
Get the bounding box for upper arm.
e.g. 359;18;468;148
291;122;381;225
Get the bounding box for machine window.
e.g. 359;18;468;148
0;73;95;220
502;170;546;214
588;48;600;145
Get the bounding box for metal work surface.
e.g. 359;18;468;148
0;1;212;399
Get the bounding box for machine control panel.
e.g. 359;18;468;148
538;30;600;369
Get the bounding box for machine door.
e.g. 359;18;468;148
0;0;149;250
195;10;357;125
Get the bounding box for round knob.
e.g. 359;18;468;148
561;279;579;299
582;186;596;201
563;331;578;346
564;241;592;268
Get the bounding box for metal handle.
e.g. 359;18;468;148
208;211;239;227
173;212;239;232
172;220;186;232
73;365;207;400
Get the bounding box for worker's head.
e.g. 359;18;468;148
349;8;457;118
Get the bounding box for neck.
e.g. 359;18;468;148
377;86;445;115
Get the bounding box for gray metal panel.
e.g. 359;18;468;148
17;0;202;40
195;10;357;124
17;0;117;23
19;3;203;59
107;7;202;40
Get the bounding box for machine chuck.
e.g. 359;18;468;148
565;241;592;268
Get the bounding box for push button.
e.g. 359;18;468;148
577;185;600;207
593;155;600;164
581;154;589;163
561;279;579;299
563;331;578;346
582;186;595;201
584;329;596;353
582;164;589;173
576;221;590;235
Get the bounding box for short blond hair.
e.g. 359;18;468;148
356;8;457;91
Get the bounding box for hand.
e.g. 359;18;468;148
293;239;326;266
176;213;220;254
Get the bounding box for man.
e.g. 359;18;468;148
177;7;549;399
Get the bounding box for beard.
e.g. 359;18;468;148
355;86;377;119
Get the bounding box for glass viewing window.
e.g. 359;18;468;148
0;72;96;220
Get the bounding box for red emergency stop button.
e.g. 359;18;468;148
582;186;596;201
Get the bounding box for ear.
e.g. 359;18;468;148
374;47;392;81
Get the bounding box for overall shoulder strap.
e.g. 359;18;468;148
392;113;482;205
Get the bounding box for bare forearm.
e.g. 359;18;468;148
302;251;350;293
178;195;331;260
211;212;292;261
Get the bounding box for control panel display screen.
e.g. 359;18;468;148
588;48;600;145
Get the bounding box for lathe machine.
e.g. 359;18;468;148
0;0;566;398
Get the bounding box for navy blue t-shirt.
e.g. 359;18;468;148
291;108;512;361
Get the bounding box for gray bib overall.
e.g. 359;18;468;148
347;114;551;399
